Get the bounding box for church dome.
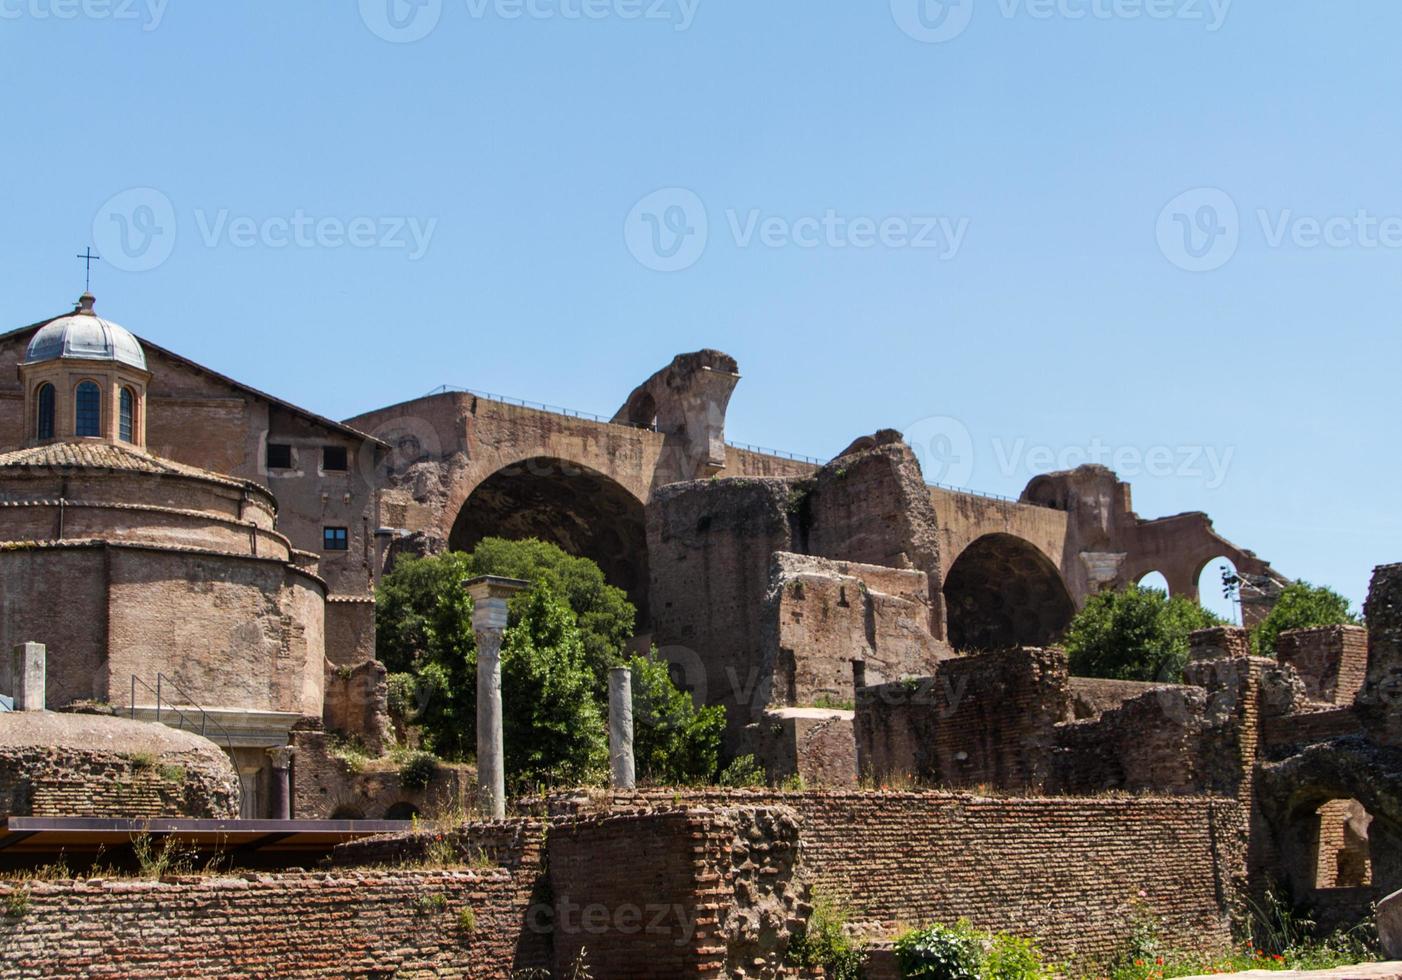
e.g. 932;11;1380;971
24;294;146;371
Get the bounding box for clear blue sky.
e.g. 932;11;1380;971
2;1;1396;610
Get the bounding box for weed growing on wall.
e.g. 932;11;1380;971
786;890;866;980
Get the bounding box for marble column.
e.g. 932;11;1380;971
466;576;530;820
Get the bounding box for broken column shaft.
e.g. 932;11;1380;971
609;666;635;790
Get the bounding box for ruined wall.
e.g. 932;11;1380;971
290;729;471;820
321;660;392;756
856;647;1070;789
761;553;942;709
325;596;376;667
1277;626;1369;705
0;869;546;979
549;805;805;979
741;708;858;787
794;440;947;640
0;714;239;819
1360;563;1402;745
647;478;795;741
1050;686;1211;795
548;789;1246;965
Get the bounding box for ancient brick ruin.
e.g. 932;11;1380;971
0;294;1393;976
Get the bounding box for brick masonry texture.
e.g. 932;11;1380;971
0;869;541;979
545;789;1247;964
0;713;239;819
1277;626;1369;705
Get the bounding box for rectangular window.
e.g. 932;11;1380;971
323;527;349;551
266;443;293;469
322;446;349;472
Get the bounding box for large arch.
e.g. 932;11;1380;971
448;456;650;621
942;533;1076;653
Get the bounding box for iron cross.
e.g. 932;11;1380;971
76;247;101;292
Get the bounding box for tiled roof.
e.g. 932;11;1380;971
0;441;270;497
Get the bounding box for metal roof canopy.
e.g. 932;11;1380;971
0;816;414;861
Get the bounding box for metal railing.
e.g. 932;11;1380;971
424;384;1055;508
424;385;655;431
130;673;235;755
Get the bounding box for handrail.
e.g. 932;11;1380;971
424;385;1055;508
425;385;654;430
129;674;235;755
724;441;824;466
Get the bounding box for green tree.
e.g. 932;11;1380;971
500;587;608;788
375;543;724;788
1063;585;1225;683
628;652;726;785
464;537;637;695
1251;581;1360;657
374;551;476;758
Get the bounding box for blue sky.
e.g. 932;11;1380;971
2;1;1396;610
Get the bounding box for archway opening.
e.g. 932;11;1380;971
1311;798;1372;889
329;805;366;820
1197;555;1242;624
1138;571;1171;595
385;801;421;821
943;533;1075;653
448;457;650;622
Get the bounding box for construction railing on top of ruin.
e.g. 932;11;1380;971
424;384;1052;505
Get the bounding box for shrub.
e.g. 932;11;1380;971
896;921;1047;980
399;751;439;790
786;892;865;980
717;754;766;787
896;922;984;980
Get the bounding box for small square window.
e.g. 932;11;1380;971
267;443;293;469
323;446;349;472
323;527;349;552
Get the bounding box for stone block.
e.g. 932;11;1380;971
1381;888;1402;960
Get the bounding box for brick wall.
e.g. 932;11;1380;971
762;552;941;709
856;647;1070;788
547;805;805;979
548;789;1247;964
290;729;472;820
1277;626;1369;705
0;714;239;820
0;869;545;979
321;660;392;756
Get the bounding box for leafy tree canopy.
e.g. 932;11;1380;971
1063;585;1225;683
375;540;725;789
1250;581;1359;657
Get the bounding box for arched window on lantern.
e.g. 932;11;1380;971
119;387;135;443
75;381;101;437
36;384;55;440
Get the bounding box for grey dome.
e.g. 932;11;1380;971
25;294;147;371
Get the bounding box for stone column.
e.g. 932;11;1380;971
266;746;295;820
10;643;45;712
466;576;530;820
608;666;635;790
